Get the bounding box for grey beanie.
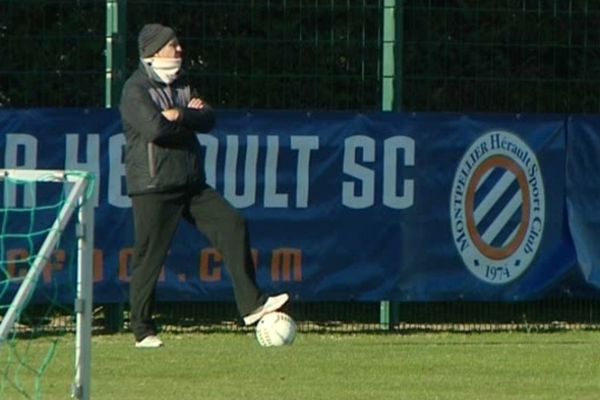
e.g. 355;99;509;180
138;23;176;58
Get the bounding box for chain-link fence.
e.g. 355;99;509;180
2;0;600;332
3;1;599;112
403;1;600;113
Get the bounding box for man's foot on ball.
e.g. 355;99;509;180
243;293;289;326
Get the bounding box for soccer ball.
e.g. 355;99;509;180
255;311;297;347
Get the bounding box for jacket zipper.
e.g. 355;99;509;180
147;143;156;178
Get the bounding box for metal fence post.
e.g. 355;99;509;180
105;0;127;108
380;0;403;330
104;0;127;331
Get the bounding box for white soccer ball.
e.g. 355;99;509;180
255;311;297;347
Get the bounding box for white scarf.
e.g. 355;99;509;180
143;57;182;84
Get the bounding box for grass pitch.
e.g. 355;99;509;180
2;330;600;399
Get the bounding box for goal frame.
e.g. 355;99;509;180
0;169;94;400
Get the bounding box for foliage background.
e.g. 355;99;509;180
1;0;598;112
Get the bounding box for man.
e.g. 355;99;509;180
119;23;288;348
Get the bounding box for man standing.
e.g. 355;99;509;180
119;23;288;348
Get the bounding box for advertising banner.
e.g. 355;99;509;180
0;109;593;303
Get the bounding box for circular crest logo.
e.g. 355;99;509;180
450;131;545;284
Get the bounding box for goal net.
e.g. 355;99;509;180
0;169;94;400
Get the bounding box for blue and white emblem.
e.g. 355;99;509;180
450;131;545;284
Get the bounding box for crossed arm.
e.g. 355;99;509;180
161;97;205;121
161;97;215;133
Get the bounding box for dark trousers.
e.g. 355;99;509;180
129;185;264;341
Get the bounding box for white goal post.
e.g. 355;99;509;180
0;169;94;400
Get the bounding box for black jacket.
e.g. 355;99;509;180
119;62;215;195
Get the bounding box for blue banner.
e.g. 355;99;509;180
566;116;600;294
0;109;596;303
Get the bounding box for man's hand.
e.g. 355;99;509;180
161;108;180;121
187;98;205;110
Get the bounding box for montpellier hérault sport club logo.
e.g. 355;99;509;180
450;131;545;284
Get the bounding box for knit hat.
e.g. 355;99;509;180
138;23;177;58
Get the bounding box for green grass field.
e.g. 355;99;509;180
2;330;600;399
